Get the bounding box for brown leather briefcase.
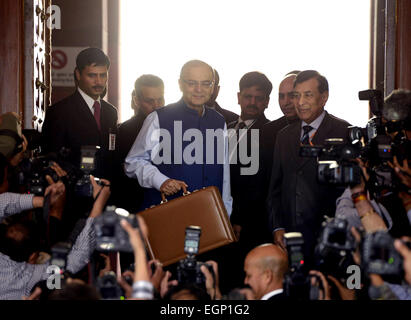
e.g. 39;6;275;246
138;186;236;266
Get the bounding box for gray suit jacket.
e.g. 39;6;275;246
266;111;350;252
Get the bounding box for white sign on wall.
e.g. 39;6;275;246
51;47;87;87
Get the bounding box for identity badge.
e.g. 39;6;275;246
109;133;116;151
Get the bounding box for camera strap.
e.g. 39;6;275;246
43;193;51;246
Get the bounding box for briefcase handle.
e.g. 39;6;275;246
160;185;191;204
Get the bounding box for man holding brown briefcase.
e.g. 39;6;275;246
125;59;232;215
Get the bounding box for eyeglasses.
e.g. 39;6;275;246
182;79;214;89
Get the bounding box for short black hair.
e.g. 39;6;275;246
48;282;101;300
0;220;41;262
294;70;328;93
134;74;164;98
239;71;272;97
76;47;110;73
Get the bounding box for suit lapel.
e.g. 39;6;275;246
73;91;100;133
289;122;302;165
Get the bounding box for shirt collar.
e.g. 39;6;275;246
301;110;326;131
238;117;256;129
78;87;101;113
261;289;283;300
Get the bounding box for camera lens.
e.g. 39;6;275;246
102;225;115;237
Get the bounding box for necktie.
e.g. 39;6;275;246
93;101;101;131
236;121;247;138
301;125;313;145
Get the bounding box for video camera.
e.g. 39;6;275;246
94;206;139;252
300;138;362;186
176;226;215;290
283;232;322;300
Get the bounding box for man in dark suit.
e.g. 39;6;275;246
42;48;117;236
266;70;350;266
243;244;288;300
113;74;165;212
42;47;118;180
261;71;300;190
206;69;238;124
229;71;272;251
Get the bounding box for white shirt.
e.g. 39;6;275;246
261;289;283;300
124;110;233;216
78;87;101;114
300;110;326;142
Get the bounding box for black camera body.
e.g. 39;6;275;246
362;231;403;279
283;232;321;300
300;138;362;186
316;217;356;255
74;146;100;197
96;271;123;300
19;151;79;195
94;206;139;252
176;226;214;289
314;218;356;279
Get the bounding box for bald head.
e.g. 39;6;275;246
179;60;214;80
247;244;288;278
179;60;215;111
244;244;288;299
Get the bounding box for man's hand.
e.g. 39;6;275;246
89;175;111;218
327;275;356;300
120;216;149;283
232;224;241;241
389;156;411;189
160;271;178;298
44;175;66;220
273;229;286;251
309;270;331;300
160;179;188;196
394;237;411;285
148;260;165;292
200;260;222;300
9;134;27;167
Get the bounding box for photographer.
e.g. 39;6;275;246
0;175;110;299
117;216;154;300
243;244;288;300
335;160;389;234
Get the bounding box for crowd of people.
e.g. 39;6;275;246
0;47;410;300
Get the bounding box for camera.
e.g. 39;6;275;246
74;145;100;197
362;231;403;282
283;232;321;300
314;217;356;279
176;226;215;290
300;138;362;186
50;241;72;272
18;147;79;195
96;271;123;300
94;206;139;252
316;217;356;256
347;89;411;197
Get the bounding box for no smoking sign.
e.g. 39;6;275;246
52;50;68;70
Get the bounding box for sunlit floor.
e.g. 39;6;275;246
119;0;370;126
